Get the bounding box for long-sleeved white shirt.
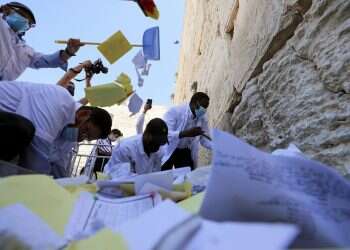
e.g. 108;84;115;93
163;104;212;167
104;135;165;176
136;113;146;134
0;81;77;175
0;14;67;81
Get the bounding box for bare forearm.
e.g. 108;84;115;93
79;97;89;106
57;65;83;87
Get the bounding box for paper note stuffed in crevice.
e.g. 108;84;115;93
85;73;134;107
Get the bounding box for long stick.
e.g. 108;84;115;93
55;40;101;45
55;40;143;47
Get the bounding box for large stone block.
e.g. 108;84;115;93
176;0;350;173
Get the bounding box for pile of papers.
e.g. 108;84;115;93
200;129;350;248
1;129;350;249
119;200;298;250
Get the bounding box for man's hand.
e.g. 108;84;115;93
65;38;84;56
179;127;204;138
80;60;92;69
143;103;152;114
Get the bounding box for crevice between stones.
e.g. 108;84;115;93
248;0;313;81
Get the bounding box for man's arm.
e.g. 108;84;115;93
103;145;131;176
29;39;83;71
57;60;92;89
78;72;92;105
136;103;152;134
199;118;212;150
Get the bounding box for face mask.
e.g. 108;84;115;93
61;126;79;142
5;12;30;34
195;106;207;119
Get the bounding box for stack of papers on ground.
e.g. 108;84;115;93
118;200;298;250
200;129;350;248
65;192;161;240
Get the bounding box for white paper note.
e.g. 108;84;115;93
128;93;143;115
119;200;298;250
65;192;161;240
0;204;65;249
134;170;173;194
200;129;350;248
55;175;89;187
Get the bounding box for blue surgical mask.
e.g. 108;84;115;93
195;106;207;119
61;126;79;142
5;12;30;34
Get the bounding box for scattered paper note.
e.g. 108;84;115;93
0;204;65;249
97;31;132;64
200;129;350;248
119;200;298;250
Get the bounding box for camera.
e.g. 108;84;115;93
85;59;108;77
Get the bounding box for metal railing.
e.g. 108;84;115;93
69;142;114;179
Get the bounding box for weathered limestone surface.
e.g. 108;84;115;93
175;0;350;173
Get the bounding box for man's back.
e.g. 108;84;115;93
104;135;165;176
0;81;76;143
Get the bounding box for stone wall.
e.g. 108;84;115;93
175;0;350;174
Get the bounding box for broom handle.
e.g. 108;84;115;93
55;40;143;47
55;40;101;45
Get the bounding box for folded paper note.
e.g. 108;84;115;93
97;31;133;64
85;73;133;107
0;175;75;235
128;93;143;115
116;73;133;95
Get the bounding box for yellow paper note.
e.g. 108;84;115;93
116;73;133;95
178;192;205;214
85;82;127;107
97;31;132;64
64;183;97;195
68;229;127;250
0;175;75;235
96;171;109;180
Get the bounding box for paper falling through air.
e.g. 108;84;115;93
85;73;134;107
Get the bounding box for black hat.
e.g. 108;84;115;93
7;2;36;25
145;118;169;145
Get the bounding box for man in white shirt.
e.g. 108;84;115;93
0;2;82;81
0;81;112;177
104;118;169;177
162;92;212;170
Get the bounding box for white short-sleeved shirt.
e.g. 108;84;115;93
0;81;76;143
104;135;164;176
